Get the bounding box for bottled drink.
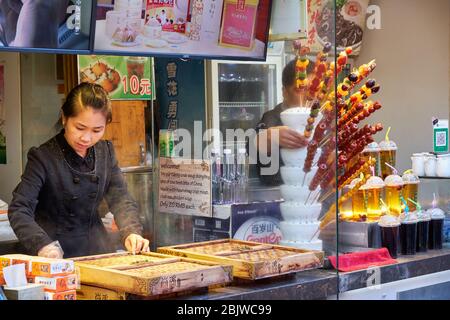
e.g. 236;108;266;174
402;172;420;211
378;215;400;258
400;211;419;255
379;140;397;179
427;208;445;250
360;176;385;221
384;174;404;216
211;149;223;205
352;188;366;220
361;142;381;176
222;149;235;204
235;148;249;203
416;210;430;252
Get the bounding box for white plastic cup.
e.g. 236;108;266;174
411;153;426;176
424;155;437;177
436;154;450;178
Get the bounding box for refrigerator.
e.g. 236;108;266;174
205;51;285;198
207;55;283;136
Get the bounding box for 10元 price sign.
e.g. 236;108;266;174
78;55;154;100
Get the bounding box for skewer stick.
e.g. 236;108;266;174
304;191;313;205
302;172;309;187
310;189;322;205
309;228;320;242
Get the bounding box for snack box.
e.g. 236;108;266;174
0;254;74;277
35;274;78;292
0;256;12;272
44;290;76;300
0;254;32;276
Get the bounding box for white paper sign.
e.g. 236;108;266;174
3;264;27;288
158;157;212;217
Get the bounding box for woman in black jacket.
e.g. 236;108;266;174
8;82;149;258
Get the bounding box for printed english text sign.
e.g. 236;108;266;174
158;157;212;217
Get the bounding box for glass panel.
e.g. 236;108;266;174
150;0;339;295
19;52;154;253
335;0;450;300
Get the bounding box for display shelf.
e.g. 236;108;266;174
219;102;266;108
419;176;450;180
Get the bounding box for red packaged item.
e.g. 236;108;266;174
44;290;77;300
35;274;78;292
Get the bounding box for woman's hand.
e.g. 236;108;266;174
37;241;64;259
124;234;150;254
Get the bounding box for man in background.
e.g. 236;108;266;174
255;59;309;186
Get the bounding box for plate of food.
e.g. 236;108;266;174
111;40;141;47
162;32;188;44
145;39;168;48
111;25;141;47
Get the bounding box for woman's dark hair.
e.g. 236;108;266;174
282;59;297;88
59;82;112;127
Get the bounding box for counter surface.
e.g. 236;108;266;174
179;245;450;300
1;241;449;300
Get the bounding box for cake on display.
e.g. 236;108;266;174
278;107;323;251
107;0;143;45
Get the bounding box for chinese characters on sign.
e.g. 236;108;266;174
166;62;178;131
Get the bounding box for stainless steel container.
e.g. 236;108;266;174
121;166;154;246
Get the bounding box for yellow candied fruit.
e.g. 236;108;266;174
355;92;363;101
338;86;349;97
360;86;371;95
302;60;310;68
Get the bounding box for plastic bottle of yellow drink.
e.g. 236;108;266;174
384;174;404;216
402;172;420;211
339;184;355;221
352;188;366;220
348;177;366;220
361;142;381;176
360;176;385;221
379;140;397;179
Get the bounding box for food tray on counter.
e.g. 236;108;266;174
157;239;324;280
72;252;233;296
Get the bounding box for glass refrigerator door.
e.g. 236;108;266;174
209;56;283;137
207;57;283;182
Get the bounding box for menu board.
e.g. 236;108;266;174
78;55;154;100
0;0;93;52
92;0;272;60
158;157;212;217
